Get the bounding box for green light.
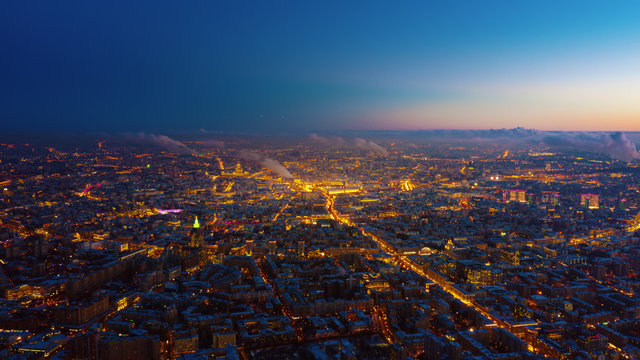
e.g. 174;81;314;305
147;164;151;168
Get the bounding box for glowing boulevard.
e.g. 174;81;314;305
320;185;545;356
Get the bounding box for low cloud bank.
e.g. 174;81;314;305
392;128;640;161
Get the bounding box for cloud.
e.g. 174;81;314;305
406;128;640;161
239;150;294;179
541;131;640;161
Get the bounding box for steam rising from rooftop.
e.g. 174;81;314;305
239;150;294;179
123;133;195;155
309;134;388;155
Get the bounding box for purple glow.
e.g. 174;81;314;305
81;183;102;195
157;209;183;214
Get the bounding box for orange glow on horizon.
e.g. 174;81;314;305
359;103;640;132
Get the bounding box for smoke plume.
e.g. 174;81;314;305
354;138;388;155
202;139;225;147
261;158;294;179
309;133;347;146
125;133;195;154
239;150;294;179
310;134;388;155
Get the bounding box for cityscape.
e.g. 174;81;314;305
3;1;640;359
1;132;640;359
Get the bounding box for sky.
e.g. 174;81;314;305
2;1;640;134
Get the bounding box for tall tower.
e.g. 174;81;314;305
189;217;204;248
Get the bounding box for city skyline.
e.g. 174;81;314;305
2;135;640;359
2;1;640;133
5;3;640;358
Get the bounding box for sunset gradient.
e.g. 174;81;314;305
1;1;640;133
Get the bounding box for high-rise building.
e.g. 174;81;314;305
245;240;254;255
504;190;527;203
180;217;207;267
268;240;277;255
188;217;204;248
580;194;599;209
541;191;560;205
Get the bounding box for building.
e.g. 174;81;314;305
580;194;599;209
188;217;204;248
541;191;559;205
503;190;526;203
180;217;207;267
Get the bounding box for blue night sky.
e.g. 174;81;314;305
2;1;640;134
